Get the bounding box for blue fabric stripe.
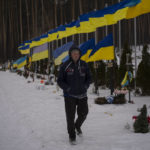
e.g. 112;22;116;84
17;56;27;65
19;45;30;50
79;0;141;21
53;41;74;58
62;55;69;63
79;38;95;56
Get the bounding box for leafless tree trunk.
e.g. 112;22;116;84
72;0;75;20
79;0;84;43
41;0;44;32
32;0;35;37
25;0;30;39
19;0;23;42
54;0;58;27
2;0;7;60
9;1;13;59
35;1;38;35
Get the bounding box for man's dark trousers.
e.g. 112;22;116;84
64;97;88;138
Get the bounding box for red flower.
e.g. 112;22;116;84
132;116;150;123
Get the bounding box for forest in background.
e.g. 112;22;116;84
0;0;150;62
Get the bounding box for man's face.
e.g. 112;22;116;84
71;50;80;62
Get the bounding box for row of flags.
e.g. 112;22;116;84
18;0;150;54
14;0;150;69
13;33;114;68
53;34;114;65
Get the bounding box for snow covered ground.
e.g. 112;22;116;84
0;71;150;150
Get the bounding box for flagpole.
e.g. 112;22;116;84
56;40;58;49
72;35;75;41
61;39;63;47
94;28;99;95
134;17;137;91
118;0;122;65
79;33;81;45
72;19;75;41
48;42;50;62
86;33;88;41
105;3;108;36
51;41;54;61
105;3;108;92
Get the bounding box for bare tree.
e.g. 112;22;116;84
25;0;30;39
19;0;23;42
54;0;58;27
2;0;7;60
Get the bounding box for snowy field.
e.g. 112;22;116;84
0;71;150;150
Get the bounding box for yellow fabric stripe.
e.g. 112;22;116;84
54;51;68;66
13;64;18;68
65;26;77;36
76;21;96;33
19;49;30;54
81;49;92;62
87;46;114;62
126;0;150;19
121;72;128;86
35;38;48;47
17;60;27;69
90;7;128;29
47;33;58;42
32;50;48;62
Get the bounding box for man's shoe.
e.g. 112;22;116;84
75;127;83;136
69;137;77;145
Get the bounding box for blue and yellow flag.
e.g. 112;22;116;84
32;43;48;62
76;12;96;34
87;34;114;62
121;71;133;87
30;37;41;48
36;34;48;46
126;0;150;19
18;0;150;49
56;25;67;40
13;56;27;69
53;41;74;65
89;0;141;28
19;45;30;54
62;55;69;63
17;56;27;69
47;29;59;42
79;38;95;62
61;21;78;38
18;40;32;50
62;39;95;63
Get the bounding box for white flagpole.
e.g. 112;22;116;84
105;4;108;36
86;33;88;41
134;17;137;90
61;39;63;46
118;0;121;65
79;33;81;45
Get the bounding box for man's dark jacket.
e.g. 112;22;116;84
57;59;92;97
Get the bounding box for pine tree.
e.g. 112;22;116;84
88;61;106;93
136;45;150;95
133;104;149;133
97;61;106;86
106;60;119;93
88;62;98;93
118;42;133;85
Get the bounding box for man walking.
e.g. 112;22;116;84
57;45;92;144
